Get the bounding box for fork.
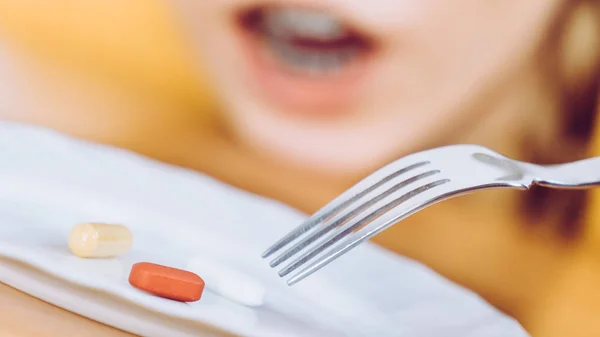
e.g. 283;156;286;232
261;144;600;285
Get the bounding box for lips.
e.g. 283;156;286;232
234;5;377;112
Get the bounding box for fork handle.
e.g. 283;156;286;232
535;156;600;188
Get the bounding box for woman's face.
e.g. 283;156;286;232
176;0;563;174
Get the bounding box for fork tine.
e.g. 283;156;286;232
269;169;441;268
279;178;451;283
261;161;430;258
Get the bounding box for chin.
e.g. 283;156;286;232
224;101;418;176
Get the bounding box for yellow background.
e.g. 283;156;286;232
0;0;214;110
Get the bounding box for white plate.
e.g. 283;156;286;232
0;122;530;337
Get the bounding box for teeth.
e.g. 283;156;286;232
267;37;356;76
263;8;346;40
255;7;366;76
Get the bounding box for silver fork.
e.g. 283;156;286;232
261;144;600;285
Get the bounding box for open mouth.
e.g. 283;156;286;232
232;5;377;111
238;6;374;76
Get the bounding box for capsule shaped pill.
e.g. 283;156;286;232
129;262;205;302
68;223;133;258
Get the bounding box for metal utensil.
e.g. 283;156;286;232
262;144;600;285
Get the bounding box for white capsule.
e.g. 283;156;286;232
68;223;133;258
187;256;266;307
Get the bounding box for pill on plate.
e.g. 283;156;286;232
187;256;266;307
129;262;205;302
68;223;133;258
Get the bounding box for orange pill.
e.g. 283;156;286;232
128;262;205;302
